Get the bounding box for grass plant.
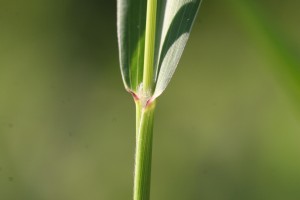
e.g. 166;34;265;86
117;0;202;199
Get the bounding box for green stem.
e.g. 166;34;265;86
134;101;156;200
143;0;157;92
134;1;157;199
135;100;142;140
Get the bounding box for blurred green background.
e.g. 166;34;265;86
1;0;300;199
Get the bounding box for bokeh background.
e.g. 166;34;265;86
1;0;300;199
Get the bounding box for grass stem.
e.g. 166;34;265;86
133;101;156;200
143;0;157;93
135;0;157;199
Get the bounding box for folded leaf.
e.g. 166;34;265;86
117;0;202;99
117;0;147;92
153;0;201;99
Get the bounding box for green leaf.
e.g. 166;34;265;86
117;0;202;98
117;0;147;92
152;0;202;99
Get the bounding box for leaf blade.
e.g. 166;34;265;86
117;0;147;91
117;0;202;98
153;0;202;98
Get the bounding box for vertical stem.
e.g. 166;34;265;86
143;0;157;92
134;101;156;200
135;100;142;140
135;0;157;199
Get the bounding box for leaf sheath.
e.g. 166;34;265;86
133;101;156;200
